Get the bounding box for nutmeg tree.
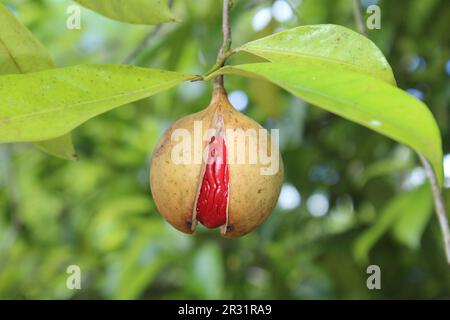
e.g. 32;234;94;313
0;0;449;299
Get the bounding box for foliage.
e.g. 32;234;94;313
0;64;192;142
74;0;176;25
0;3;75;159
0;0;449;299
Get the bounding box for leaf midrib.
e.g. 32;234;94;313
1;78;185;123
0;37;23;73
238;46;392;82
230;65;434;162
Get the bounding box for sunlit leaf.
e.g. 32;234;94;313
210;62;443;186
0;2;75;159
0;3;52;73
74;0;176;25
0;64;193;143
249;79;282;118
238;24;396;85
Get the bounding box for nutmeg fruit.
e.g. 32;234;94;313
150;87;283;237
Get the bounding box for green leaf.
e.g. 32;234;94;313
392;184;433;249
74;0;176;25
0;3;53;73
358;147;413;186
211;62;444;186
0;2;75;159
354;185;432;262
34;135;77;160
238;24;396;85
0;64;193;143
32;134;77;160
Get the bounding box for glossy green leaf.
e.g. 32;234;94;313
74;0;176;25
211;62;443;186
354;184;432;262
0;2;76;159
0;64;193;143
238;24;396;85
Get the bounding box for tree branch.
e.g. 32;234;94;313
123;0;174;64
353;0;367;36
214;0;233;89
419;155;450;265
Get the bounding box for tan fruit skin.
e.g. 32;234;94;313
150;105;214;234
150;87;284;237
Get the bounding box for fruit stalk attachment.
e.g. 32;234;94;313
214;0;233;89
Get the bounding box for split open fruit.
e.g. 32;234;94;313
150;87;283;237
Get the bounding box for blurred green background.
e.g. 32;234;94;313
0;0;450;299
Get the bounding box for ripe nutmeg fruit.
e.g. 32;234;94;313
150;87;283;237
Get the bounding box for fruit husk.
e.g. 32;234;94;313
150;87;283;237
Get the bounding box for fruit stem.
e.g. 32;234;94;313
214;0;233;89
419;155;450;265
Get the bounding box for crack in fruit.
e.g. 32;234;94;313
150;87;284;237
195;135;229;229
